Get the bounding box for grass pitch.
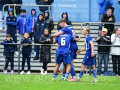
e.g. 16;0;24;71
0;74;120;90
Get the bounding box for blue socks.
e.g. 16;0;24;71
79;71;84;78
65;73;69;79
93;69;97;79
52;73;58;79
70;63;76;77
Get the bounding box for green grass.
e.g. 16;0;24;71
0;74;120;90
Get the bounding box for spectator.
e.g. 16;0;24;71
36;0;54;13
20;33;32;74
0;0;11;30
1;34;16;74
33;14;47;60
39;28;53;74
96;28;111;75
17;9;27;42
44;10;54;34
26;9;38;40
111;28;120;76
98;0;113;34
101;9;115;36
6;8;18;55
57;12;72;31
10;0;22;15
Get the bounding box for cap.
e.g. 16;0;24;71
102;28;108;32
45;10;49;13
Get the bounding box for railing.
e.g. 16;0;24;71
1;4;56;29
80;22;120;33
0;43;56;74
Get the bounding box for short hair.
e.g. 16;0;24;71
24;32;30;37
59;18;67;23
84;27;90;34
44;28;48;31
6;34;11;37
106;9;112;12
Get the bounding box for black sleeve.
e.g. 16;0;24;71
36;0;40;5
49;19;54;32
103;35;111;43
95;35;101;43
39;35;47;44
50;36;53;44
101;15;108;22
48;0;54;4
111;15;116;22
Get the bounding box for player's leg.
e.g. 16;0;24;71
63;53;72;80
52;55;62;80
52;64;60;80
91;65;97;82
61;64;66;80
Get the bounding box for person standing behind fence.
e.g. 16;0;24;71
6;8;18;55
20;33;32;74
98;0;113;34
33;14;47;60
96;28;111;75
26;9;38;40
39;28;53;74
111;28;120;76
1;34;16;74
101;9;115;36
44;10;54;34
10;0;23;16
16;9;27;42
57;12;72;31
36;0;54;14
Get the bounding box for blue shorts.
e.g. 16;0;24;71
82;52;95;66
56;53;72;64
70;44;78;60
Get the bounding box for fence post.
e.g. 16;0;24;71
18;44;21;74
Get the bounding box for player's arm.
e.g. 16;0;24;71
76;48;85;54
89;41;95;57
53;31;64;37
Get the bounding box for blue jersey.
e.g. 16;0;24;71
56;34;72;55
85;34;92;52
61;25;73;35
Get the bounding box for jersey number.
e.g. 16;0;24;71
61;37;66;45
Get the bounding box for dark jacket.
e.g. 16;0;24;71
10;0;22;15
101;14;115;36
1;39;16;57
6;8;17;34
57;12;72;31
44;10;54;34
0;0;10;11
34;18;47;43
96;35;111;53
17;13;27;34
21;37;32;55
26;9;38;33
36;0;54;12
39;34;53;63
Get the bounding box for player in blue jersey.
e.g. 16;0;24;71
76;27;97;82
53;19;80;80
52;33;72;80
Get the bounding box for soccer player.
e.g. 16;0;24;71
76;27;97;82
53;19;80;80
52;33;72;80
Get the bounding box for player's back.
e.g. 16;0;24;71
56;34;72;55
85;34;92;53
